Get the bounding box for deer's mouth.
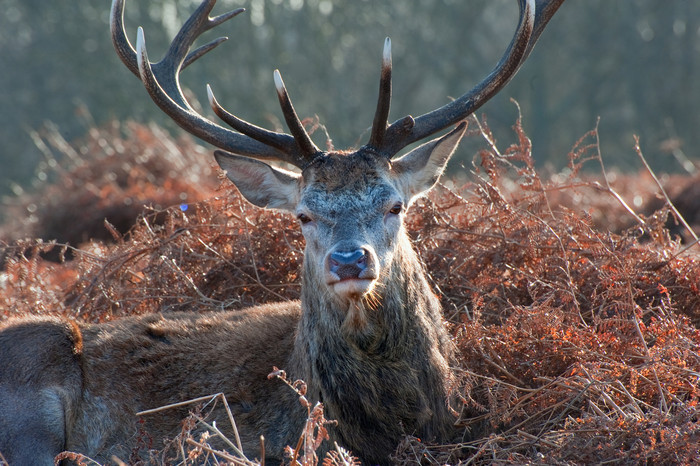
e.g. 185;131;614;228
330;278;376;300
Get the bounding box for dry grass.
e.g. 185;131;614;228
1;116;699;464
1;120;217;262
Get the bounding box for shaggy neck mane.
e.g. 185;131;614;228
290;232;454;460
297;234;441;353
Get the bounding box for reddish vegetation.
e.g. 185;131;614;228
0;120;217;260
1;118;699;464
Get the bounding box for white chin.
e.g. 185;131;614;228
332;279;375;300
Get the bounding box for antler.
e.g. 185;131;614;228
110;0;318;168
112;0;563;168
366;0;565;158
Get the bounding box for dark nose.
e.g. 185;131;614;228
329;249;368;280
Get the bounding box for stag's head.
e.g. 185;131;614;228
111;0;564;305
215;120;466;306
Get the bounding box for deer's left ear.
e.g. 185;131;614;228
214;150;299;211
391;122;467;200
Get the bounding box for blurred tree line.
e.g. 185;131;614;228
1;0;699;198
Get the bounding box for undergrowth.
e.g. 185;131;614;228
1;115;699;464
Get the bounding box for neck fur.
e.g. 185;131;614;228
298;235;444;353
289;235;456;461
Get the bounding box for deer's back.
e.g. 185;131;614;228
0;302;303;463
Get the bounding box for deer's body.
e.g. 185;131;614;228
0;149;459;465
0;0;564;463
0;304;300;464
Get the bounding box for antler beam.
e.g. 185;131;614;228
366;0;565;158
110;0;317;168
113;0;564;168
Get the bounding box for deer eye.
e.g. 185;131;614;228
297;213;313;225
388;203;403;216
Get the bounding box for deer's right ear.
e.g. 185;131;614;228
214;151;299;212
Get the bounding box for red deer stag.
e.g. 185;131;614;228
0;0;564;464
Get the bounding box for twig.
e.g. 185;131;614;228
634;135;699;244
138;393;253;464
185;438;256;466
615;380;645;417
137;392;224;416
516;429;559;449
472;113;502;157
111;457;127;466
671;235;700;259
53;452;103;465
631;310;669;413
219;391;244;454
143;392;244;451
600;391;629;420
587;399;610;420
260;436;266;466
160;255;220;305
663;117;697;174
592;118;646;226
484;344;526;386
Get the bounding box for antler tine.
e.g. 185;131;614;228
207;84;298;154
182;8;245;70
182;37;227;71
110;0;139;77
367;38;393;152
110;0;235;84
273;70;322;158
159;2;244;91
522;0;566;64
110;0;311;168
380;0;565;158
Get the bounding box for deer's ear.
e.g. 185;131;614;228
391;122;466;200
214;151;299;211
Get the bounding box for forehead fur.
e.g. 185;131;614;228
302;150;391;192
299;150;399;216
